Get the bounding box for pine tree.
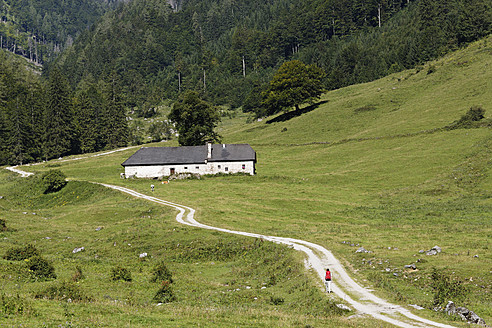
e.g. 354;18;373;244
43;67;73;160
73;90;97;154
101;76;129;149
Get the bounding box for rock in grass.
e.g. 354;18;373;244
336;304;352;311
72;247;85;253
355;247;371;253
426;246;442;256
445;301;456;315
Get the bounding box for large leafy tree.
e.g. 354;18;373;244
168;91;221;146
260;60;325;117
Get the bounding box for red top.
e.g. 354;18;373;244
325;270;331;281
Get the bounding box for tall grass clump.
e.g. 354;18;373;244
0;293;34;317
110;266;132;282
35;280;91;302
150;261;173;283
431;268;468;307
4;244;40;261
26;256;57;280
0;218;7;231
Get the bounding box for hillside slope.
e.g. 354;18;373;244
224;36;492;145
2;37;491;327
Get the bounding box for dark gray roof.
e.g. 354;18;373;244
121;144;256;166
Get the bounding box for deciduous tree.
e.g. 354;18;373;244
168;91;221;146
260;60;325;117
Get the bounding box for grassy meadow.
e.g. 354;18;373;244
1;37;491;327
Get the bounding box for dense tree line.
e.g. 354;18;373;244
0;0;121;64
0;51;128;165
54;0;491;115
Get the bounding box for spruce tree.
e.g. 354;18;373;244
43;67;73;160
73;90;97;154
101;76;129;149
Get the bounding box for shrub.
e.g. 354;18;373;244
111;266;132;282
153;281;176;303
150;261;173;283
35;280;91;302
26;256;57;280
354;105;377;113
0;293;34;316
41;169;67;194
269;295;285;305
431;268;468;307
448;106;486;129
4;244;40;261
71;266;85;282
0;218;6;231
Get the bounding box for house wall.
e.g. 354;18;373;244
124;161;255;178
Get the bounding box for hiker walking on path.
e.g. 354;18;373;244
325;268;332;293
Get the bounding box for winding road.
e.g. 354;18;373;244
6;163;457;328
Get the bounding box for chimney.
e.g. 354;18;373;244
207;142;212;159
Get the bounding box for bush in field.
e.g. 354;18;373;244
111;266;132;282
0;293;34;316
0;218;6;231
150;261;173;283
41;169;67;194
431;268;468;307
449;106;486;129
153;280;176;303
71;266;85;282
4;244;40;261
26;256;57;280
35;280;91;302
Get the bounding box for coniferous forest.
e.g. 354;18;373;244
0;0;491;165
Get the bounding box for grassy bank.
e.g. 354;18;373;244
1;37;491;326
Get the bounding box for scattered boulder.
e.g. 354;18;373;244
139;252;148;259
336;304;352;311
442;303;487;326
404;264;417;270
445;301;456;315
425;245;442;256
355;247;371;253
72;247;85;254
408;304;425;310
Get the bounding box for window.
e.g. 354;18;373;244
242;164;246;170
196;166;199;170
184;167;188;170
218;165;221;169
225;167;228;172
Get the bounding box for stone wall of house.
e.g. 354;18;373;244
124;161;255;178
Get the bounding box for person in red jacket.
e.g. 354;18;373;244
325;268;332;293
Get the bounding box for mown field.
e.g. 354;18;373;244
1;37;491;327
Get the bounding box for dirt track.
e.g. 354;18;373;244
101;183;457;328
5;161;457;327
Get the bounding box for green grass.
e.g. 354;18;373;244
1;36;492;326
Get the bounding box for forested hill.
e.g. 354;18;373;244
56;0;491;112
0;0;124;64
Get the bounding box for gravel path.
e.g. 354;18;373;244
4;162;456;327
101;183;457;328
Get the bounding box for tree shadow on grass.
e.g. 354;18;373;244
266;100;328;124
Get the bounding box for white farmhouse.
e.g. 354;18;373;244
121;143;256;178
